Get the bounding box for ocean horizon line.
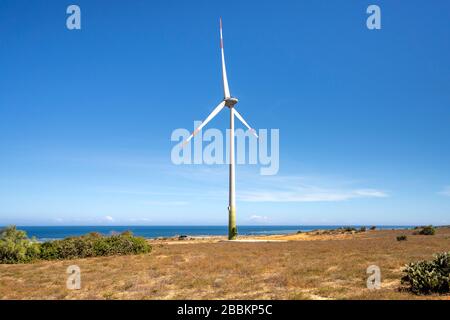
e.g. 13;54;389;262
2;225;420;241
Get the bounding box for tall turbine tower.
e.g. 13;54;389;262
183;18;258;240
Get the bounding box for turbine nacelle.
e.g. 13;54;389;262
225;97;238;108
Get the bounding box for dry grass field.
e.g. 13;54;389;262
0;227;449;300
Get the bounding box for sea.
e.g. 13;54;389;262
10;225;414;242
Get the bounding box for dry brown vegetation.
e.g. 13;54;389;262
1;227;449;300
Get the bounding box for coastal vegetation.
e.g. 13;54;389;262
0;226;151;264
402;252;450;295
417;226;436;236
310;226;369;236
0;226;40;264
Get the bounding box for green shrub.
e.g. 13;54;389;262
359;226;367;232
397;235;407;241
401;252;450;294
39;231;151;260
343;226;356;232
0;226;40;264
1;227;151;264
369;226;376;230
418;225;436;236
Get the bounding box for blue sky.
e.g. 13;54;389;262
0;0;449;226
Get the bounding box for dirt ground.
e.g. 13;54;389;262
0;227;449;300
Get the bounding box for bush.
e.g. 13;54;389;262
359;226;367;232
418;225;436;236
1;227;151;264
343;227;356;232
401;252;450;294
40;231;151;260
0;226;40;264
369;226;376;230
397;235;407;241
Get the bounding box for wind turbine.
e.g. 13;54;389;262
183;18;258;240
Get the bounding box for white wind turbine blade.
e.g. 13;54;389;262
183;101;226;145
220;18;231;99
234;108;258;138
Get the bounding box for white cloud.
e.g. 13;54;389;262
103;215;114;222
95;173;388;204
238;176;388;203
438;186;450;197
239;189;388;202
248;215;270;223
143;200;189;206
